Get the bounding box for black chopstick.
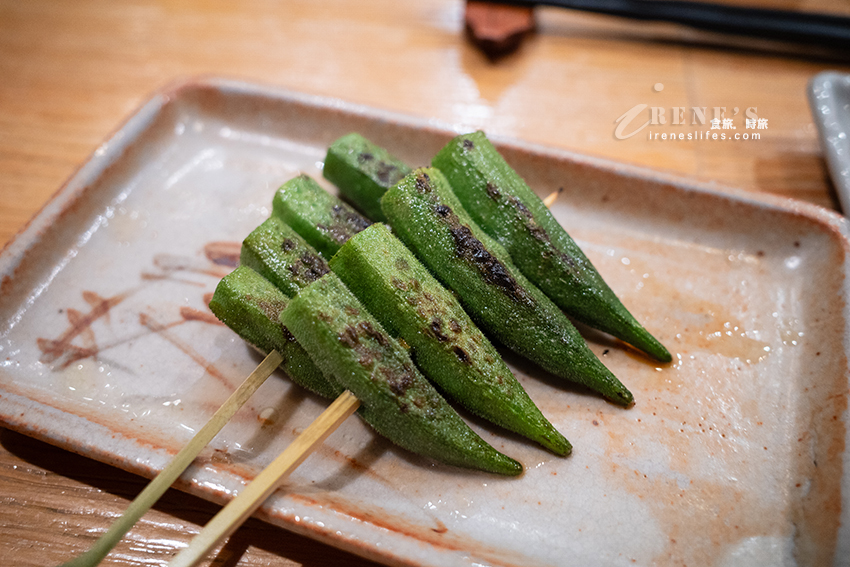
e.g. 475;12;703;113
494;0;850;50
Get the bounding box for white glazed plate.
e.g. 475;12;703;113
1;78;849;567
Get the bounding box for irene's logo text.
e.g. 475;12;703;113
614;84;767;141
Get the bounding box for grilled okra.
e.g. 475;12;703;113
208;266;339;399
272;174;371;258
280;273;523;475
240;216;329;297
432;131;671;362
330;223;571;455
323;133;412;222
382;167;633;405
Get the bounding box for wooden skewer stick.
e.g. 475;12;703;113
542;187;563;208
168;390;361;567
59;350;284;567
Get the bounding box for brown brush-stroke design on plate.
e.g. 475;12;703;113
35;242;240;373
138;311;231;389
139;242;240;285
37;290;135;368
179;305;225;326
203;241;241;268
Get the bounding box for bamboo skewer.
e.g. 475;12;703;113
168;390;361;567
487;0;850;51
542;187;563;208
59;350;284;567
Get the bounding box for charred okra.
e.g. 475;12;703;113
272;174;371;258
208;266;339;399
280;273;523;476
323;133;412;222
432;131;671;362
240;216;329;297
330;223;571;455
382;168;633;406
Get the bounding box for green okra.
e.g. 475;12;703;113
330;223;571;456
323;133;413;222
240;216;330;297
382;167;633;406
432;131;671;362
280;272;523;476
272;174;371;259
208;266;339;399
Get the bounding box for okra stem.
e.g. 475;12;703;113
323;133;413;222
272;174;371;258
208;266;339;399
240;216;329;297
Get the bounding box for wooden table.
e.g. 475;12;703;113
2;1;849;565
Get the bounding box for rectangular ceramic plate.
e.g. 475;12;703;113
2;78;849;567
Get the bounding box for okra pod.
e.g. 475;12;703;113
280;273;523;476
240;216;329;297
432;131;671;362
323;133;412;222
330;223;571;455
208;266;339;399
382;168;633;405
272;174;371;258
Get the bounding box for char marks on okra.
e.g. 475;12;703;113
323;133;413;222
280;273;523;476
330;223;571;456
240;216;329;297
381;167;633;406
272;174;371;258
216;234;520;474
432;131;671;362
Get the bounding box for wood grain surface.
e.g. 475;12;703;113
2;1;850;565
